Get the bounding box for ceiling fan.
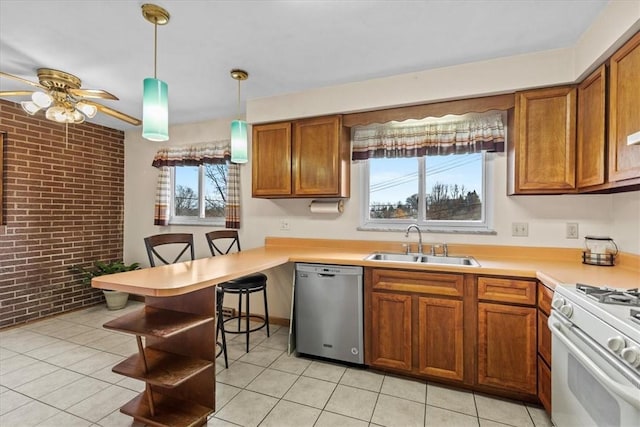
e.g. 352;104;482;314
0;68;141;126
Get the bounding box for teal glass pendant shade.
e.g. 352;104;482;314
142;77;169;141
231;119;248;163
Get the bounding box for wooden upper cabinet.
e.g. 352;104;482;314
293;116;350;197
608;31;640;183
252;122;292;197
251;115;350;198
577;65;607;189
510;86;577;194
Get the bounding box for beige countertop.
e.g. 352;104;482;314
92;237;640;297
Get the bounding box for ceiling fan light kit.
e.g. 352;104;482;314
230;69;249;164
141;3;170;142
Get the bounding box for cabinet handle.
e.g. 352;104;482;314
627;130;640;146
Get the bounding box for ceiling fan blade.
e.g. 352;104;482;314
0;90;35;97
69;88;118;100
83;100;141;126
0;71;46;89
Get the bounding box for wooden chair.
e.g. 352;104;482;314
205;230;270;353
144;233;195;267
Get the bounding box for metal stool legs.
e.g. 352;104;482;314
216;288;228;368
224;286;270;353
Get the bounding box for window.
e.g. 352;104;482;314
170;163;228;225
363;152;491;232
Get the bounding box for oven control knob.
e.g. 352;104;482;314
621;347;640;367
607;336;626;353
552;297;565;310
559;304;573;318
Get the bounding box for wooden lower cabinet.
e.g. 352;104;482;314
418;297;464;381
537;282;554;415
538;356;552;414
477;302;537;395
369;292;413;371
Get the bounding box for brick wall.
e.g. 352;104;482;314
0;99;125;328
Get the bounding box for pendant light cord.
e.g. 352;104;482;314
153;21;158;79
237;79;241;120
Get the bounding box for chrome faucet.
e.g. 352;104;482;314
430;243;448;256
405;224;423;254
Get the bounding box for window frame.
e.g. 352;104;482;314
168;164;227;227
360;152;495;234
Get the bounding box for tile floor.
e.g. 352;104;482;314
0;302;554;427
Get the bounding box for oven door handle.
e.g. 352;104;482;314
550;319;640;409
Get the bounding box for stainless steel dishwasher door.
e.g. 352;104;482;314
294;263;364;364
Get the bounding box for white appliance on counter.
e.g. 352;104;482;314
549;284;640;427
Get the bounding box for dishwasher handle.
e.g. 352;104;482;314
318;273;336;278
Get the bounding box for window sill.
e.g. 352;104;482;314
169;218;225;227
357;225;497;235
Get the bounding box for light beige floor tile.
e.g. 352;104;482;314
302;360;346;383
66;329;115;346
225;341;254;360
340;368;384;392
24;319;69;335
35;410;92;426
525;404;553;427
315;411;369;427
25;340;82;361
67;351;123;375
0;389;32;415
96;408;146;427
380;375;426;403
427;383;477;416
115;376;146;392
0;400;60;426
1;359;59;388
270;353;312;375
479;419;514;427
216;357;231;374
214;381;242;410
0;354;39;376
45;345;101;368
372;393;425;427
0;330;59;353
246;368;298;398
215;390;278;427
324;384;378;421
475;394;534;427
206;417;239;426
67;384;138;422
90;362;129;384
39;376;111;409
82;333;132;352
0;347;18;361
15;368;83;398
425;405;480;427
259;332;289;351
216;361;265;388
36;322;95;340
259;399;320;427
283;375;336;409
237;345;283;367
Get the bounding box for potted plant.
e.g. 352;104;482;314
71;261;140;310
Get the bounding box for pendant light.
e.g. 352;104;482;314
230;69;249;164
141;4;170;142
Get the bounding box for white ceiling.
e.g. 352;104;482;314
0;0;608;131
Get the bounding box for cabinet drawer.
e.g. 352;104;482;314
537;283;554;316
372;269;463;297
478;277;536;305
538;310;551;366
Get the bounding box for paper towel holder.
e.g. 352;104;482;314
309;199;344;214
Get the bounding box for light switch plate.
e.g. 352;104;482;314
512;222;529;237
566;222;579;239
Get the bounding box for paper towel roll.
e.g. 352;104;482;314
310;200;344;214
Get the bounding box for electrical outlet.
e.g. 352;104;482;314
280;219;290;231
566;222;579;239
512;222;529;237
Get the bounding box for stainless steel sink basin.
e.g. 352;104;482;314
365;253;420;262
418;255;480;267
365;252;480;267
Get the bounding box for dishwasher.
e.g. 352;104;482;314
294;263;364;364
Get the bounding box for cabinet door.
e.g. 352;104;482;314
477;302;537;395
537;310;551;366
293;116;344;196
512;86;577;193
609;32;640;182
370;292;413;371
418;297;463;381
252;122;292;197
577;65;607;188
538;356;552;415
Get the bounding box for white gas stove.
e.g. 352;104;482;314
550;283;640;427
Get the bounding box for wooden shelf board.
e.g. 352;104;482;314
113;348;213;388
121;392;212;427
103;307;212;338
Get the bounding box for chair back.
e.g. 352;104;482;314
144;233;195;266
205;230;241;257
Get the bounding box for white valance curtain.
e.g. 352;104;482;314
151;140;241;228
352;114;505;160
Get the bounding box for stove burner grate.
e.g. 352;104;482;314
576;283;640;307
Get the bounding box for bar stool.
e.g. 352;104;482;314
216;287;229;368
205;230;270;353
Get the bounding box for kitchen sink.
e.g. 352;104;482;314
365;252;480;267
